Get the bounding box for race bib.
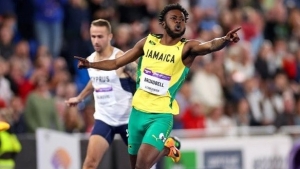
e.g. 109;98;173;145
140;68;171;95
94;86;116;105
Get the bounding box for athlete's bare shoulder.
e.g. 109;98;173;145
115;50;124;58
182;39;202;56
184;39;202;48
135;37;147;49
181;39;205;67
86;51;97;61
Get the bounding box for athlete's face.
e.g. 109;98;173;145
163;9;186;38
90;25;112;53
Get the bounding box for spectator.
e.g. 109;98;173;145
233;98;253;126
181;101;206;130
63;0;90;76
264;1;290;42
258;81;280;126
32;0;67;58
191;0;220;31
190;61;224;112
9;96;26;134
9;40;33;78
0;57;13;106
0;25;14;60
206;106;235;135
255;40;274;80
174;73;193;129
275;92;296;128
24;74;64;133
6;59;36;103
112;24;133;52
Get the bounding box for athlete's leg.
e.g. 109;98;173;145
130;155;138;169
83;135;109;169
118;123;158;169
82;120;115;169
130;153;159;169
150;148;169;167
151;136;181;166
127;108;145;169
136;138;180;169
135;113;174;169
135;144;160;169
129;142;178;169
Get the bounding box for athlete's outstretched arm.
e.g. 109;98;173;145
189;27;241;56
75;38;146;70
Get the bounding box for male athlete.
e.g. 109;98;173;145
74;4;240;169
65;19;135;169
66;19;179;169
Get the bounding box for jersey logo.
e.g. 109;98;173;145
152;135;159;141
149;40;156;45
152;133;166;142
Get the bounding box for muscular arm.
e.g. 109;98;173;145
189;37;229;56
88;38;145;70
188;27;240;56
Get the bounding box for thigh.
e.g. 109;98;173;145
116;123;129;146
143;113;173;152
84;135;109;165
128;108;144;155
91;120;115;145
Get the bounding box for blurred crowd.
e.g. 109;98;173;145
0;0;300;134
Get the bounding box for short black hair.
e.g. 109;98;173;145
158;3;189;24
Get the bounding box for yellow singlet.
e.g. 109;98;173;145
132;34;190;115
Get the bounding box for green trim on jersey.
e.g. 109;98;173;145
168;67;190;108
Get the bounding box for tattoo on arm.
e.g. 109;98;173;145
210;37;229;52
124;63;137;80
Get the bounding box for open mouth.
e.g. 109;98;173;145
175;25;181;31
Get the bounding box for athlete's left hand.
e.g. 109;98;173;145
224;27;241;43
74;56;90;69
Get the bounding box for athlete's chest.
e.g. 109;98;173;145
88;69;119;84
143;44;182;63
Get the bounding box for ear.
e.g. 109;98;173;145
161;21;166;28
109;33;113;41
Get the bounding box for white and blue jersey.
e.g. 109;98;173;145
87;48;133;127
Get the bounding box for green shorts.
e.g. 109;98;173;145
128;107;173;155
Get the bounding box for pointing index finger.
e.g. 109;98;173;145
74;56;86;61
230;27;241;34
